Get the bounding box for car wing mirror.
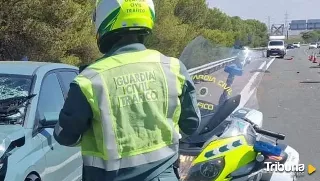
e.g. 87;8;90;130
39;112;59;128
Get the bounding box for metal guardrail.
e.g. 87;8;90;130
251;47;267;50
187;47;266;75
188;57;236;75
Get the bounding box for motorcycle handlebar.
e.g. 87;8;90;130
254;127;286;140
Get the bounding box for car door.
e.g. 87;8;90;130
57;70;78;97
36;72;81;181
56;70;83;179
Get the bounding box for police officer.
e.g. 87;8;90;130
53;0;201;180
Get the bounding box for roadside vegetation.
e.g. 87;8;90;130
0;0;268;68
301;30;320;43
286;35;304;44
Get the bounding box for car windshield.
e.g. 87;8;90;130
269;41;284;46
293;43;299;44
0;74;32;124
311;43;317;45
0;74;32;99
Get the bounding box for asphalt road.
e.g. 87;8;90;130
192;47;320;180
257;46;320;181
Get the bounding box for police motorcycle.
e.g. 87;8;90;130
177;36;300;181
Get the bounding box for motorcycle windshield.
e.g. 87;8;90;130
179;36;268;120
178;36;270;179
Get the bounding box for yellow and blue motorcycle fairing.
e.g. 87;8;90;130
185;135;257;181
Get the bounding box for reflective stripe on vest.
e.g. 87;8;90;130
74;49;185;171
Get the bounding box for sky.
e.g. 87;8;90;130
207;0;320;25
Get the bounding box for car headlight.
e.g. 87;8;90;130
184;157;225;181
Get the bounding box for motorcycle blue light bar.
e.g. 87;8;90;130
224;64;243;76
253;141;282;156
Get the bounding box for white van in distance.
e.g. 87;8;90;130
267;40;286;59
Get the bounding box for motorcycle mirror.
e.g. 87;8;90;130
232;108;263;128
199;94;241;135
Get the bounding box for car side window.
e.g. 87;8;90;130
58;71;78;94
38;73;65;116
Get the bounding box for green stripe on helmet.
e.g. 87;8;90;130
97;7;121;37
149;7;155;21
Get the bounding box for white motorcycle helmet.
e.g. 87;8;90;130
92;0;156;53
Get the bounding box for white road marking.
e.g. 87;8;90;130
234;57;276;111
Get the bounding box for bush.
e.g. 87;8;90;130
0;0;268;67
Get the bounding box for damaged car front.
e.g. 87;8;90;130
0;62;83;181
0;74;35;180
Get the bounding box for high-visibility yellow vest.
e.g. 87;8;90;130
74;49;185;171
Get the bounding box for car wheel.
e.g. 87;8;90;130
25;174;41;181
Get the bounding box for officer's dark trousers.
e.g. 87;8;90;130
82;165;179;181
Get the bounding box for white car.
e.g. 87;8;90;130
309;43;317;49
293;42;300;48
267;40;286;58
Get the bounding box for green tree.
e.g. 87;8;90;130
0;0;269;67
0;0;99;64
174;0;208;28
301;31;320;43
204;8;232;31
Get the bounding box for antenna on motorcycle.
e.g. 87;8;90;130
218;64;243;105
224;63;243;76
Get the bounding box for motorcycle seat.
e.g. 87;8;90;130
264;151;288;164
